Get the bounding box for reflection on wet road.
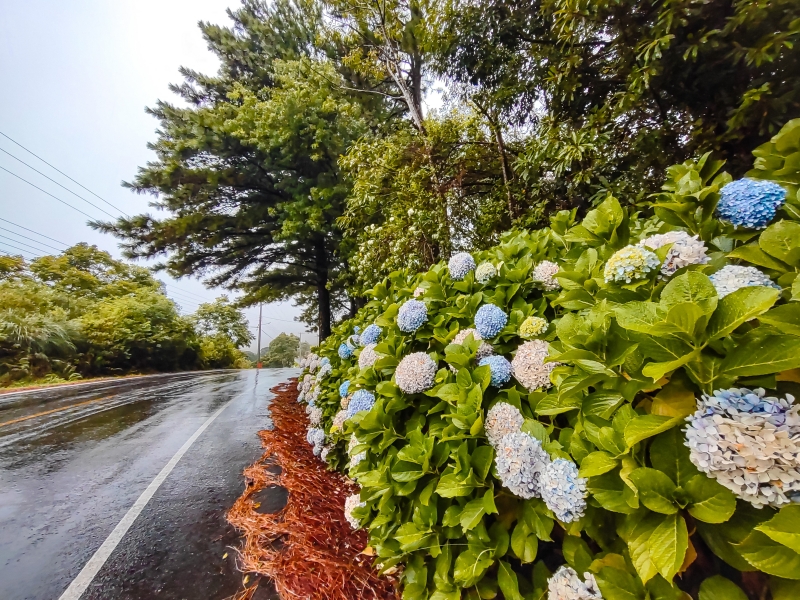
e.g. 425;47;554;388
0;369;294;600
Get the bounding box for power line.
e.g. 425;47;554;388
0;233;55;254
0;228;63;253
0;218;69;247
0;130;130;217
0;148;120;219
0;241;38;258
0;166;96;219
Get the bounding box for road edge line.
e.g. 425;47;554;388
57;399;235;600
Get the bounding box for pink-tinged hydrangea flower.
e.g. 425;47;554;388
344;493;365;529
395;352;438;394
495;432;550;498
475;304;508;338
398;299;428;332
340;394;351;411
639;230;710;277
358;343;381;370
485;402;524;447
413;286;425;298
708;265;780;298
718;178;787;229
540;459;587;523
520;316;548;338
476;262;497;284
331;410;347;431
512;340;560;391
449;252;476;280
685;387;800;508
547;566;603;600
533;260;561;291
604;245;661;283
308;406;323;427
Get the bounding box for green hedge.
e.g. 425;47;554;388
297;119;800;600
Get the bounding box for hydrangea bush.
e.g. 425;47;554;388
296;121;800;600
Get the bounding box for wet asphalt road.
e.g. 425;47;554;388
0;369;295;600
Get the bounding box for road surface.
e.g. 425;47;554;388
0;369;295;600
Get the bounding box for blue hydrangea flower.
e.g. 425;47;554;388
359;324;382;346
339;380;351;398
709;265;780;298
474;304;508;338
448;252;476;280
353;326;361;334
479;355;512;387
320;357;330;366
397;299;428;332
346;389;376;418
540;459;587;522
338;343;354;359
718;179;787;229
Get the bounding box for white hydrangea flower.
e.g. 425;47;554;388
495;432;550;498
512;340;560;391
395;352;438;394
639;230;710;277
413;286;425;298
708;265;781;298
547;566;603;600
453;327;483;344
344;493;365;529
308;406;323;427
533;260;561;291
485;402;525;447
449;252;476;280
604;245;661;283
332;409;347;431
685;387;800;508
476;262;497;283
540;459;588;523
320;445;333;461
358;343;381;370
306;427;325;450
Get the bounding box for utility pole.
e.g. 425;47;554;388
256;303;263;369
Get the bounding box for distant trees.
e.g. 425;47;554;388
0;245;252;386
260;332;300;367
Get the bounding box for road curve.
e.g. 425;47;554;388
0;369;293;600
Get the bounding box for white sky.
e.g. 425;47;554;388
0;0;313;352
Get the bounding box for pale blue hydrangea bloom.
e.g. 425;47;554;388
339;380;351;398
479;355;512;387
320;357;330;366
475;262;497;284
359;324;382;346
306;427;325;448
449;252;476;280
494;431;550;498
475;304;508;338
398;299;428;332
346;389;376;418
540;458;588;522
547;566;602;600
317;363;332;379
338;343;354;359
603;245;661;283
708;265;780;298
718;179;787;229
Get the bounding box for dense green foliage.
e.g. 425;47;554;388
0;245;251;386
300;122;800;599
260;332;301;367
99;0;799;335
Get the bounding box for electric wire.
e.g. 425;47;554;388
0;147;120;219
0;233;56;254
0;166;96;219
0;228;64;252
0;241;38;258
0;130;130;217
0;218;68;247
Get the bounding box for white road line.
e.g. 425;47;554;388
57;399;235;600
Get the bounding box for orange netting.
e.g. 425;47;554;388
227;380;399;600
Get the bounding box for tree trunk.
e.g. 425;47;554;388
315;240;332;340
493;124;515;220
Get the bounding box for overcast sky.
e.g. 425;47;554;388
0;0;312;352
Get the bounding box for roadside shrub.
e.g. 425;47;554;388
299;120;800;599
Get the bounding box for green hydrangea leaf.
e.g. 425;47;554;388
685;475;736;524
755;505;800;554
698;575;748;600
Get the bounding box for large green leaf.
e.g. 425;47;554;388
594;567;646;600
436;471;478;497
648;513;688;580
497;561;523;600
759;303;800;337
659;272;718;315
460;497;487;531
510;522;538;563
756;505;800;554
685;475;736;524
628;468;678;514
706;286;780;340
579;451;619;478
453;547;494;587
760;221;800;266
624;415;683;448
650;427;697;486
622;512;662;583
722;334;800;376
698;576;748;600
738;530;800;579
